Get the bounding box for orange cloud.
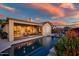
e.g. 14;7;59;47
73;22;79;25
71;11;79;18
28;3;65;17
60;3;75;10
66;11;79;18
72;22;79;27
0;4;23;17
51;20;67;26
0;4;16;13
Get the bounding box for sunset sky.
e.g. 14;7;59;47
0;3;79;24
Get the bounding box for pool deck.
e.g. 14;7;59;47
0;35;48;53
0;39;11;53
48;47;56;56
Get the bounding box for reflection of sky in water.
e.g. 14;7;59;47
42;36;58;50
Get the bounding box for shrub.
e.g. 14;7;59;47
55;36;79;56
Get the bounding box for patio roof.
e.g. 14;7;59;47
7;17;42;26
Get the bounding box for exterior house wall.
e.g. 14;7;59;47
3;24;9;33
3;19;14;42
42;23;51;36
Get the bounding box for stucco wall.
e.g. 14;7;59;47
42;23;51;36
3;24;9;33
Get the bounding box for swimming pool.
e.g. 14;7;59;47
1;36;59;56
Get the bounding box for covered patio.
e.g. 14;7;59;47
3;18;43;42
14;23;42;40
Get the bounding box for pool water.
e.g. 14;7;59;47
14;41;42;56
1;36;59;56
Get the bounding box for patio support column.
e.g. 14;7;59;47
8;19;14;42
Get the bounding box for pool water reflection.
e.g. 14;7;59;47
14;39;42;56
